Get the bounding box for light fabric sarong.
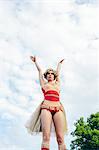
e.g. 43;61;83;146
25;101;68;135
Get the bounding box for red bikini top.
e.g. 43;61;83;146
42;88;60;102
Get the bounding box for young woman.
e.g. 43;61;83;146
25;56;68;150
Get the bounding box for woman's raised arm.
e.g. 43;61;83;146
30;56;45;87
56;59;65;82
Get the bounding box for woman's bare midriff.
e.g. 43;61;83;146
43;99;61;107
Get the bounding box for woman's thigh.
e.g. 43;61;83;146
40;109;52;133
53;110;65;135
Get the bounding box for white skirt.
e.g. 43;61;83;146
25;101;68;136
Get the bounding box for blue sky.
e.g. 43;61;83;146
0;0;99;149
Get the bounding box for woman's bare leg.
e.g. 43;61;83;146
40;109;52;149
53;111;67;150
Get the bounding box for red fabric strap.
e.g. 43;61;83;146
41;148;49;150
44;95;59;101
42;88;60;102
45;90;59;96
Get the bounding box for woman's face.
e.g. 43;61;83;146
46;71;55;81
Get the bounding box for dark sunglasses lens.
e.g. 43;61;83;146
51;73;54;75
47;72;54;75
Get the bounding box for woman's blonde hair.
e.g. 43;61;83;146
43;68;58;80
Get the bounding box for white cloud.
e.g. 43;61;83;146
0;99;29;117
0;0;99;149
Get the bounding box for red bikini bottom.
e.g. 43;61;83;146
40;102;63;117
41;108;60;116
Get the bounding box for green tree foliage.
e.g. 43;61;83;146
70;112;99;150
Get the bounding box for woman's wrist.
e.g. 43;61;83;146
59;59;64;64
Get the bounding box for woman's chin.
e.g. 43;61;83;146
48;79;53;82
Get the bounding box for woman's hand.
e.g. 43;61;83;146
59;59;65;64
30;56;36;62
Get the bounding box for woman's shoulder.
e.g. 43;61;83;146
41;82;47;89
55;80;60;85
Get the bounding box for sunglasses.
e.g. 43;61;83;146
47;72;54;75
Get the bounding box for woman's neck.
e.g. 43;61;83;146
48;80;55;83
